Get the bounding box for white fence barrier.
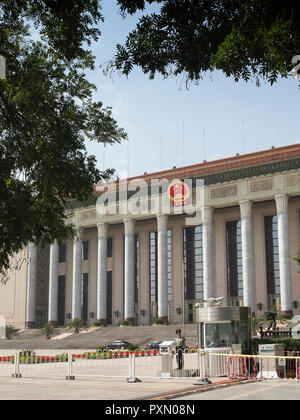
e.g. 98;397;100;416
70;352;131;379
206;348;233;378
0;348;260;382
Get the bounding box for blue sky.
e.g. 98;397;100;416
85;0;300;179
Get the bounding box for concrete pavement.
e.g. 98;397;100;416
0;375;234;400
173;379;300;400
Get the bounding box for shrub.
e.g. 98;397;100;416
19;350;35;357
96;345;107;352
39;323;58;339
251;337;300;354
128;344;139;351
5;325;20;340
119;320;132;327
152;318;165;326
92;321;104;328
252;316;266;332
66;318;87;333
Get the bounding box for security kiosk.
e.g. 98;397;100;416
196;304;252;353
159;341;176;377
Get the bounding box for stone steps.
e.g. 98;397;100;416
0;324;198;350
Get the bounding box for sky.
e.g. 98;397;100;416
84;0;300;180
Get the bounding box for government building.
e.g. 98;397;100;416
1;143;300;329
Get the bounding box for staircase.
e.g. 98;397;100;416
0;324;198;350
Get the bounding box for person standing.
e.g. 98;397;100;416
175;328;186;370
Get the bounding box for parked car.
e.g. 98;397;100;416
105;340;132;350
144;340;163;350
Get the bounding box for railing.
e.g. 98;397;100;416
0;348;227;381
227;353;300;380
259;327;292;339
2;348;299;382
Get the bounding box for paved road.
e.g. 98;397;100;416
173;380;300;400
1;372;298;400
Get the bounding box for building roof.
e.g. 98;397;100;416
94;143;300;194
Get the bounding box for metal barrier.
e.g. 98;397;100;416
206;348;232;378
6;348;299;383
12;351;69;379
130;348;231;380
70;351;131;379
0;349;215;381
226;353;300;381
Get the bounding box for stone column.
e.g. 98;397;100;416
239;200;255;314
25;243;38;329
48;241;59;326
124;218;135;324
72;228;83;320
157;214;169;323
97;223;108;326
201;206;215;301
275;194;293;315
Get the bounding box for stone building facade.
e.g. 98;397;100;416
1;144;300;329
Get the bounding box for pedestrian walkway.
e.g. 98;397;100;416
0;375;242;400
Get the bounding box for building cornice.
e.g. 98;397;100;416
67;156;300;210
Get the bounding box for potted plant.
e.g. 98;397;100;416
91;321;104;328
251;316;266;336
66;318;87;334
39;323;58;340
152;318;166;326
119;319;132;327
5;325;20;340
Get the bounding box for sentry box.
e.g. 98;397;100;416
196;305;252;353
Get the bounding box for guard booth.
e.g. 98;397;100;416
196;304;252;353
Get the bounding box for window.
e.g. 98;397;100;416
149;232;158;306
122;234;140;319
107;238;113;258
107;271;112;325
226;220;243;300
58;243;66;263
149;230;172;318
134;234;140;305
183;226;203;301
82;241;89;261
265;215;280;296
81;273;88;322
57;276;66;326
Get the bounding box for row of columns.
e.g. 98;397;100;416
25;193;294;328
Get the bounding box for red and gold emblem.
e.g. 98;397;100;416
168;180;191;207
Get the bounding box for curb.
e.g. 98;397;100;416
142;378;253;400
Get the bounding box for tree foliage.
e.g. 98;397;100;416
113;0;300;86
0;1;127;280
